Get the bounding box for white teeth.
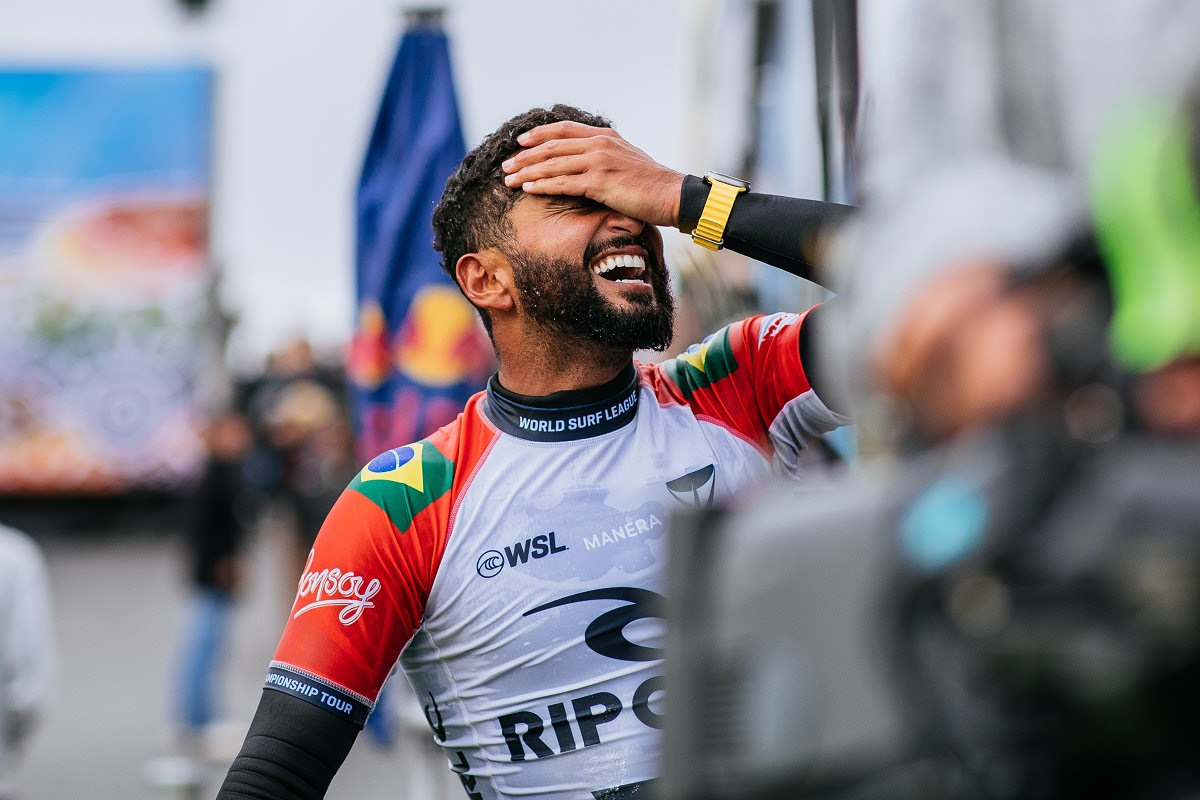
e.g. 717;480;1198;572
592;253;648;279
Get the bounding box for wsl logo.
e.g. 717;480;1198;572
476;532;569;578
476;550;505;578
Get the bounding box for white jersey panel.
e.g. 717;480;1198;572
400;387;769;800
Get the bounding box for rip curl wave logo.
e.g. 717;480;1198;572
524;587;666;662
293;549;382;624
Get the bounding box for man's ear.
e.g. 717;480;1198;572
456;250;516;314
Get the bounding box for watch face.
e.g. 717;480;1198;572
703;171;751;192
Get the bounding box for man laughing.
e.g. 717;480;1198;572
219;104;851;800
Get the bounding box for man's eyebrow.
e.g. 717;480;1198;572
543;195;604;212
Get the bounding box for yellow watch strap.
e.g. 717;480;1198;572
691;177;748;251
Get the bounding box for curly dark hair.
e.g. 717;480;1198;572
432;104;611;332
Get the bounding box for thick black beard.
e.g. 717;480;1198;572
508;235;675;352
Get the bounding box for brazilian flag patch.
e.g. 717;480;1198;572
661;325;739;400
350;441;454;531
359;443;427;490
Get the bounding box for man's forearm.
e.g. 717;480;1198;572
501;124;854;273
217;689;360;800
677;174;854;281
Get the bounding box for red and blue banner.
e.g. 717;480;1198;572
350;23;491;462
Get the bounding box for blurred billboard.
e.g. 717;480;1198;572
0;66;212;495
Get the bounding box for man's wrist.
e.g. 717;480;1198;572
677;174;709;233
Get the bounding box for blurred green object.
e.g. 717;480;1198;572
1091;101;1200;371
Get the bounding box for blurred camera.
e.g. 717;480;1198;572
662;97;1200;800
663;417;1200;800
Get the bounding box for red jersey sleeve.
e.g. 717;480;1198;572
266;436;457;726
645;310;847;458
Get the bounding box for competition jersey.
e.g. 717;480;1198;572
266;312;846;800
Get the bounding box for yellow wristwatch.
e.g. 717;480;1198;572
691;171;751;251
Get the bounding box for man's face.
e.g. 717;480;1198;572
500;194;674;351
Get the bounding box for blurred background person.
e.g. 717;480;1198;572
0;523;54;800
258;360;352;585
239;337;349;576
831;0;1200;440
171;408;253;762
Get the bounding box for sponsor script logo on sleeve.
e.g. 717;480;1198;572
293;549;382;624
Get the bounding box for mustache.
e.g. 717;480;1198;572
582;234;660;271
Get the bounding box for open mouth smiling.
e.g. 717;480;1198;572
590;248;649;284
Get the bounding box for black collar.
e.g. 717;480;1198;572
484;362;641;442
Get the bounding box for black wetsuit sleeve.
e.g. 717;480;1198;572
217;688;360;799
677;174;854;281
797;300;846;415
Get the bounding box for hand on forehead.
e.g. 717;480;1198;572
502;121;684;230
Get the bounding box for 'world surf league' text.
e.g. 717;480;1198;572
517;390;638;434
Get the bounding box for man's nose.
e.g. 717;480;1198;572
604;210;645;236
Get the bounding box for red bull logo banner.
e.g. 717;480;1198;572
0;67;213;494
350;286;491;459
